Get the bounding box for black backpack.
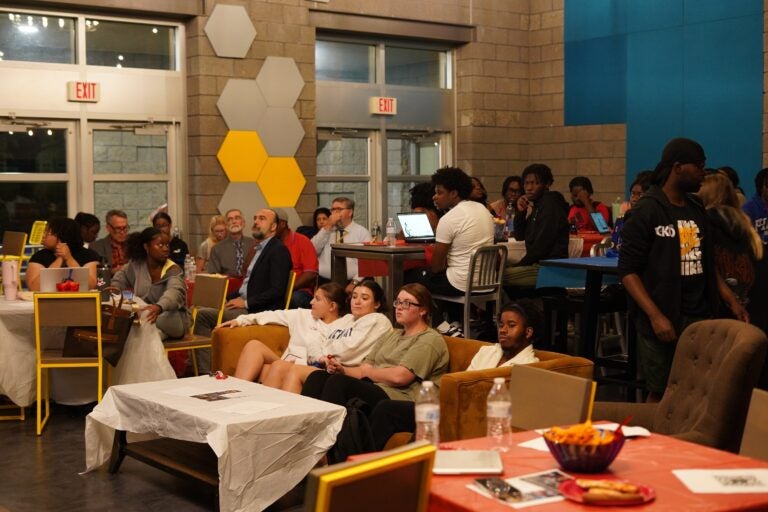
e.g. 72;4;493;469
327;398;376;464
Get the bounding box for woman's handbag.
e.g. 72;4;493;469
62;287;135;366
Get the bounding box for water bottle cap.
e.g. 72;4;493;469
493;377;504;384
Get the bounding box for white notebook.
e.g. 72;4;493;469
433;450;504;475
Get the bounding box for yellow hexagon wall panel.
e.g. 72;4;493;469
257;157;306;207
217;131;268;182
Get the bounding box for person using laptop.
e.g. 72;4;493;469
409;167;494;323
26;217;100;291
567;176;611;233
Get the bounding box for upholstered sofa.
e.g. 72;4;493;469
212;324;593;442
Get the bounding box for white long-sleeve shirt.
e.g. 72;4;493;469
311;221;371;280
235;309;391;366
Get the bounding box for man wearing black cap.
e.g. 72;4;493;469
619;137;747;402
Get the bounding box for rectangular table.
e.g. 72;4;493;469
84;375;345;512
0;296;175;407
537;257;619;360
331;243;426;321
430;432;768;511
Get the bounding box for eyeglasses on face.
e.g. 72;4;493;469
108;223;130;233
393;299;421;309
330;207;351;213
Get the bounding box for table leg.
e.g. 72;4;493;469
580;270;603;361
387;255;405;324
330;250;347;286
108;430;127;473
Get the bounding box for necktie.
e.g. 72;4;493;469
234;240;244;276
336;229;346;244
240;243;258;277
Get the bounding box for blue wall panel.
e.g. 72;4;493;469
564;0;762;196
564;35;626;125
625;29;683;174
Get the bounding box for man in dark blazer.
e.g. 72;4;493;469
193;208;292;372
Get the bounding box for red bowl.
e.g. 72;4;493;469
544;429;625;473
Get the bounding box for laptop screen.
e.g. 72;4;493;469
39;267;91;292
396;212;435;242
590;212;611;234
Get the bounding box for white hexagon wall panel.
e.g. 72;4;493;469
217;182;269;229
256;56;305;107
217;79;266;131
254;107;305;157
204;5;256;59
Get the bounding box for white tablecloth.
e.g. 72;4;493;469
0;296;175;407
84;376;345;512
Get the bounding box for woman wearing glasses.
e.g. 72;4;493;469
225;280;391;392
301;283;449;414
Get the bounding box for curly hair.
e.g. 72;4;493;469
431;166;472;199
522;163;554;186
126;227;163;261
568;176;594;195
500;299;543;337
501;175;523;197
47;217;84;248
409;182;436;210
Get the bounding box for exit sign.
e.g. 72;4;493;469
369;96;397;115
67;81;100;102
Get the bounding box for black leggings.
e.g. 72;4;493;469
301;371;389;411
369;400;416;450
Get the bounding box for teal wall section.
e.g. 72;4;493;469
565;0;763;196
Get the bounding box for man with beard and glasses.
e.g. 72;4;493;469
205;208;254;277
619;137;748;402
194;209;292;372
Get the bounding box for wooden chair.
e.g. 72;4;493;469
304;440;435;512
508;364;595;431
739;388;768;461
35;292;103;435
284;270;296;309
432;245;507;337
0;230;28;291
164;274;228;376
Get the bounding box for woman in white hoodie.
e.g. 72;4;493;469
226;280;391;391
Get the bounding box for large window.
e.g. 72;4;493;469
315;41;374;83
317;134;371;229
315;37;452;226
386;134;442;220
0;124;74;237
90;125;173;237
86;19;176;70
0;13;75;64
385;46;448;88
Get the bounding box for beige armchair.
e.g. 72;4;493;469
593;319;768;453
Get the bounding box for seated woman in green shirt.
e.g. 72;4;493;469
301;283;449;410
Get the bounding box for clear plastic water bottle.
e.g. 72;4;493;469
505;201;515;238
486;377;512;451
184;254;196;282
371;221;381;242
415;381;440;446
385;217;397;247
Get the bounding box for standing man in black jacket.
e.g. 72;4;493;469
503;163;569;289
619;138;747;402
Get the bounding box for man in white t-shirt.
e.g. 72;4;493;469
410;167;494;322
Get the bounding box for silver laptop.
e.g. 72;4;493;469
396;212;435;243
39;267;91;292
433;449;503;475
